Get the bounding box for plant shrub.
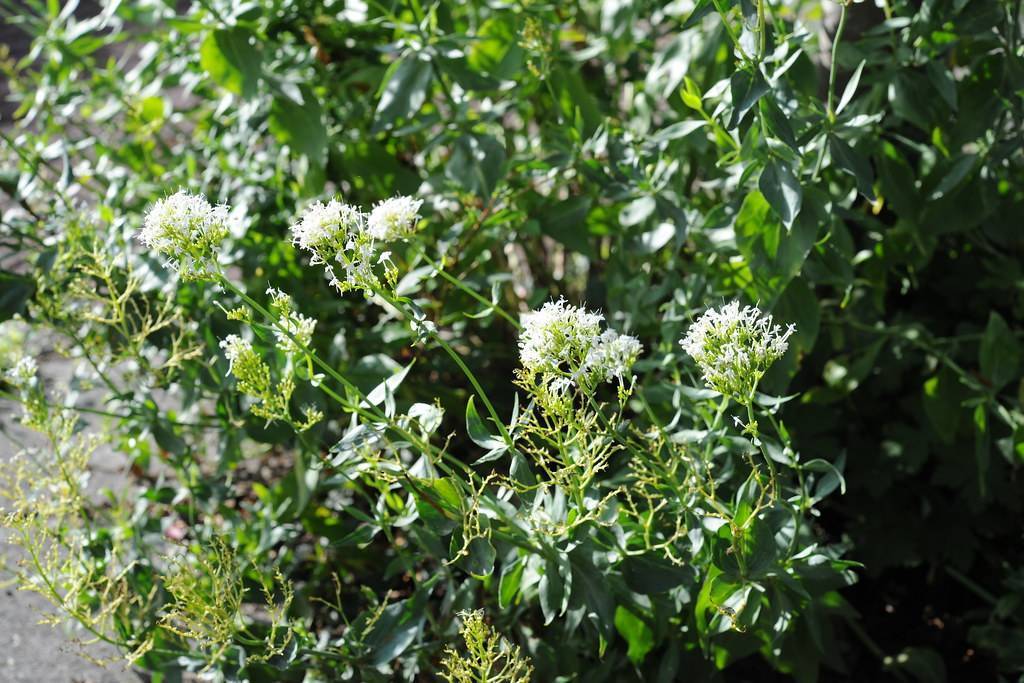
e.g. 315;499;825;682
0;0;1022;681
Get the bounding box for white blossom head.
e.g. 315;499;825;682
138;190;229;280
585;330;643;383
518;298;642;412
5;355;38;388
219;334;256;375
291;195;424;296
680;301;794;401
266;287;317;356
366;195;423;241
519;298;605;376
290;199;362;264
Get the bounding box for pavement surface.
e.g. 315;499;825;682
1;343;138;682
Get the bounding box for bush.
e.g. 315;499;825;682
1;0;1022;681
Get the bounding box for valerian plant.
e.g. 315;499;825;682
0;181;851;680
2;0;1022;681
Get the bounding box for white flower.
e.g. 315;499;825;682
366;195;423;241
6;355;38;388
275;313;316;356
138;190;229;279
585;330;643;382
291;195;424;296
519;297;604;375
518;298;642;400
266;288;317;355
219;334;254;374
290;199;362;264
680;301;795;400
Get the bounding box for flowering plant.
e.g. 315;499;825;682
2;0;1022;681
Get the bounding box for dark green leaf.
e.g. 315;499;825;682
980;312;1019;390
759;158;802;229
828;133;875;200
374;56;433;130
0;271;34;322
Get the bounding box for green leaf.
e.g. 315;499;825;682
0;271;35;322
538;196;594;257
466;395;505;458
980;312;1019;390
499;557;524;609
922;367;965;444
268;88;327;193
695;565;723;645
374;56;433;130
413;477;459;535
728;70;769;129
467;16;518;76
151;421;187;456
570;548;616;641
772;276;820;358
761;96;798;150
828;134;875;200
365;597;426;666
836;60;865;115
803;458;847;498
925;61;957;111
366;362;413;407
462;536;497;577
199;28;262;99
734;191;820;302
614;606;655;664
648;120;706;144
269;88;327;169
445;134;507;198
539;557;565;625
759;159;802;229
620;196;656;227
622;555;692;594
552;67;602;137
683;0;715;29
929;154;977;199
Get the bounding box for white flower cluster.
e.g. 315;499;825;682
584;330;644;382
266;287;317;356
367;196;424;241
290;200;362;264
219;335;259;379
518;298;642;397
290;195;423;295
137;190;229;280
5;355;38;388
680;301;794;401
519;298;604;375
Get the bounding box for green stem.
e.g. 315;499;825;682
757;0;767;61
746;400;778;497
0;389;215;428
372;286;514;448
420;252;521;329
826;1;850;121
712;0;752;63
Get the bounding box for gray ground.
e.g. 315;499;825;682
1;346;138;683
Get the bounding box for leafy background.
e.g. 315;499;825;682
1;0;1023;681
